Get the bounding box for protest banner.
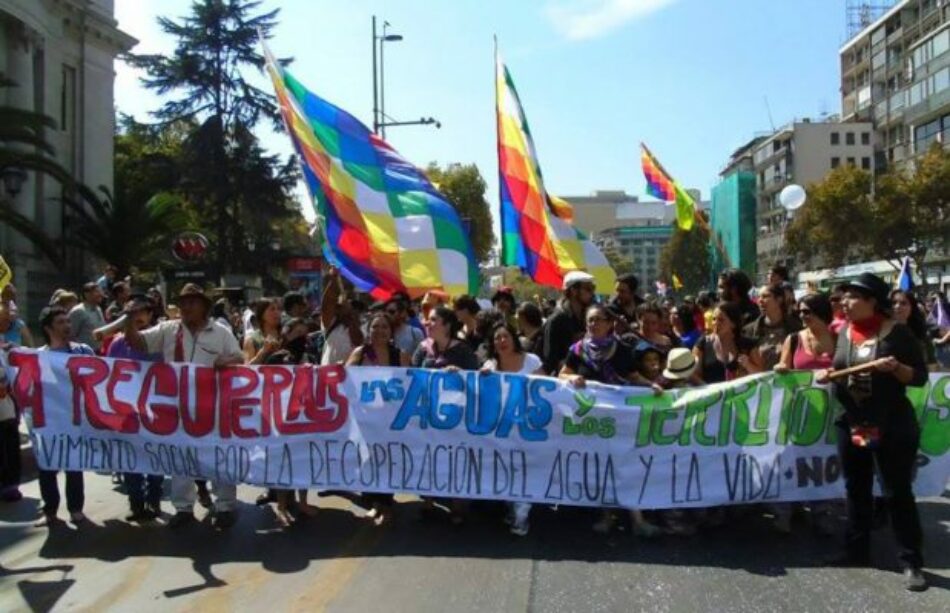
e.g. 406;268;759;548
4;349;949;509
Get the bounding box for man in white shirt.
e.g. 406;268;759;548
386;298;423;356
124;283;244;529
68;282;106;352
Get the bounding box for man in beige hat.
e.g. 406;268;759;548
124;283;244;529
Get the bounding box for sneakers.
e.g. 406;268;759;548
213;510;236;529
903;568;927;592
167;511;195;528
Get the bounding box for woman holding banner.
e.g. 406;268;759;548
816;273;928;592
559;304;661;538
482;321;544;536
347;312;410;525
691;302;757;385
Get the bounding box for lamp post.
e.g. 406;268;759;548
371;16;440;138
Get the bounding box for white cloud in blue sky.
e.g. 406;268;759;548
545;0;678;40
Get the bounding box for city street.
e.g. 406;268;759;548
0;470;947;612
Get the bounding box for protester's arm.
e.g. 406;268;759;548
19;324;34;348
123;318;151;353
215;329;246;368
877;325;928;386
558;363;585;388
245;336;279;365
774;335;794;373
344;346;363;367
398;351;411;367
690;340;706;385
741;347;764;374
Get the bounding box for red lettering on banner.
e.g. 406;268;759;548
218;366;261;438
180;366;216;436
8;352;44;426
67;357;110;427
103;359;141;433
137;363;180;435
259;366;294;437
315;364;349;432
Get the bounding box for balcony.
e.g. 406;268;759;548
903;86;950;124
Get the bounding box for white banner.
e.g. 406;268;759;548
4;349;949;509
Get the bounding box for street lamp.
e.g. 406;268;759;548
371;16;440;138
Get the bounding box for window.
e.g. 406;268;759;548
861;132;870;145
831;157;841;169
847;157;856;166
846;132;855;145
830;132;840;145
861;157;871;170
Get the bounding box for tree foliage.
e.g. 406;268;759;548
601;241;635;277
125;0;301;273
786;145;950;280
659;223;711;295
425;162;496;265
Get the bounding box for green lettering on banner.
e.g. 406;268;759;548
677;390;719;447
729;381;769;446
627;393;672;447
919;376;950;456
787;389;830;446
773;372;812;445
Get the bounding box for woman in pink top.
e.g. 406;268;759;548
775;293;836;371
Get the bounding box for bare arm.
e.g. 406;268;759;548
558;364;585;387
344;346;363;367
774;335;794;372
690;343;705;385
320;269;340;331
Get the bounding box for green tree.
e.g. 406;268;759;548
601;241;635;277
786;146;950;283
425;162;496;265
126;0;294;273
785;165;874;267
659;224;711;295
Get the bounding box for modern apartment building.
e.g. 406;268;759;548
752;119;874;281
562;190;708;289
1;0;136;321
711;137;761;279
840;0;949;166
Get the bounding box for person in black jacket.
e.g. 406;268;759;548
816;273;929;591
540;271;596;374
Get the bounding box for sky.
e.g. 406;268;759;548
114;0;854;230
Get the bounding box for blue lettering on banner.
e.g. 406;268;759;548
390;370;553;440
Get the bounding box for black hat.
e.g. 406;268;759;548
840;272;890;306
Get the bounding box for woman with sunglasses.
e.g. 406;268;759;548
559;304;661;538
816;273;928;591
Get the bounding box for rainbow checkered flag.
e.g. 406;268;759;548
262;40;478;300
496;48;615;291
640;143;695;232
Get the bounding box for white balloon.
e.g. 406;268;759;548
779;184;806;210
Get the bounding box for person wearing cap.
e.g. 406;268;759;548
123;283;244;530
815;272;928;591
68;282;106;352
540;270;597;375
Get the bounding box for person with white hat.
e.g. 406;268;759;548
540;270;596;374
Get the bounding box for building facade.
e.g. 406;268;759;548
752;119;874;281
0;0;135;322
562;190;708;289
711;137;761;279
840;0;949;167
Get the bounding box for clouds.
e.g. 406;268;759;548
545;0;678;41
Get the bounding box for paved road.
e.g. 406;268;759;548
0;472;947;612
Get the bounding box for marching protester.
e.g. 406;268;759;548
319;267;364;365
816;273;929;591
931;291;950;369
122;284;244;529
481;321;544;536
541;271;596;375
610;273;642;324
692;302;757;384
104;295;164;522
344;312;412;525
35;306;95;527
69;282;106;353
490;286;517;326
105;281;130;322
716;269;759;326
0;301;34;347
890;289;936;369
829;284;848;335
743;284;802;373
243;297;282;365
385;297;424;356
453;294;483;352
669;303;700;350
212;299;234;335
412;306;478;524
49;289;80;312
559;303;661;538
516;302;544;355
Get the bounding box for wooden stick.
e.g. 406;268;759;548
823;358;890;381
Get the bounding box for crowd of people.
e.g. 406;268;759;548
2;262;949;591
